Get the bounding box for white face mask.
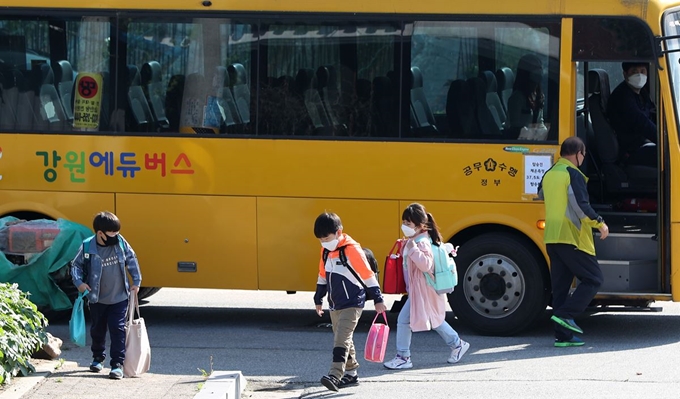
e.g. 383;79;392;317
627;73;647;90
401;224;417;237
321;238;339;251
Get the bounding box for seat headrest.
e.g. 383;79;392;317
54;60;73;83
214;66;228;87
316;66;329;89
496;67;514;91
141;61;162;85
127;65;141;86
228;63;247;85
373;76;392;96
481;70;497;92
39;63;54;85
588;69;611;110
410;66;423;89
295;68;315;92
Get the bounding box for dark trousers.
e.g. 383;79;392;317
89;299;128;368
547;244;603;340
628;144;657;168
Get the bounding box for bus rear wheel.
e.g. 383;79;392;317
137;287;162;300
449;233;549;336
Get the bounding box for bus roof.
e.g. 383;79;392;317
8;0;680;18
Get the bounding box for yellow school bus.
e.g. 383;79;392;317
1;0;679;335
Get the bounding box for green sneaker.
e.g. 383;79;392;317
554;336;585;347
551;315;584;334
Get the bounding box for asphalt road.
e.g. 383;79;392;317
28;288;680;399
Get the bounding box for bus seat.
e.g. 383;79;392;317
227;63;250;124
446;79;476;137
165;74;185;132
480;70;506;129
469;76;501;137
409;66;438;134
316;66;346;134
0;67;19;131
211;66;238;130
35;63;66;131
141;61;170;130
15;70;37;130
351;78;372;136
295;68;331;134
372;76;398;137
54;60;74;121
496;67;514;112
587;69;656;193
54;61;74;116
126;65;154;132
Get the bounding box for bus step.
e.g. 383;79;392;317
598;259;658;292
586;305;662;313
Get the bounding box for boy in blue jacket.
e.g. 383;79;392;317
71;211;142;379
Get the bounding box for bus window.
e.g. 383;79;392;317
125;18;255;135
406;20;559;141
0;17;110;133
258;21;401;137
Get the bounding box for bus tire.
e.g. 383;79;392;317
449;233;549;336
138;287;162;300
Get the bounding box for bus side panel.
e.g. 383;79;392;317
0;190;114;227
256;197;400;291
402;200;548;260
116;194;258;289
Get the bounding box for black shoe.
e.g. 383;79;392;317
320;375;340;392
338;374;359;388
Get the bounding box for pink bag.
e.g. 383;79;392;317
364;312;390;363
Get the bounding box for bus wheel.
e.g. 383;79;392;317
137;287;162;300
449;233;548;336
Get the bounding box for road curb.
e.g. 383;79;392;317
194;370;246;398
0;359;69;399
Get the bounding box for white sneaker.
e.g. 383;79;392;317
448;340;470;364
383;354;413;369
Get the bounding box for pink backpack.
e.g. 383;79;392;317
364;312;390;363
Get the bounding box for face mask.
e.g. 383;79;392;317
401;224;417;237
627;73;647;90
102;233;119;247
321;238;339;251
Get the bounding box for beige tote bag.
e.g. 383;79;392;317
123;293;151;377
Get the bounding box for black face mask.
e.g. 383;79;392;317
102;234;119;247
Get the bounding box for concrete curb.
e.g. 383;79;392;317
194;370;246;399
0;359;73;399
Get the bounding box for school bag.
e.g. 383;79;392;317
415;236;458;295
322;246;380;300
364;312;389;363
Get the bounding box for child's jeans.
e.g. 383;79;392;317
89;299;128;368
396;298;460;358
328;307;362;378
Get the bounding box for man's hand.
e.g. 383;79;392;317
375;302;387;314
315;304;324;317
598;223;609;240
77;283;91;293
130;285;140;295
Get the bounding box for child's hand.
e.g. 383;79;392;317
315;304;324;317
77;283;91;293
374;302;387;314
130;285;140;295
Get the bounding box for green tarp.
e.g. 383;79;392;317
0;217;92;311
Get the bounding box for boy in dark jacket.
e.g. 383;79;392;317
71;211;142;379
313;212;386;391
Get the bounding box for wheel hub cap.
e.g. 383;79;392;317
463;254;525;319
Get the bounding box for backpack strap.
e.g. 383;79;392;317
338;246;369;291
82;236;94;261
